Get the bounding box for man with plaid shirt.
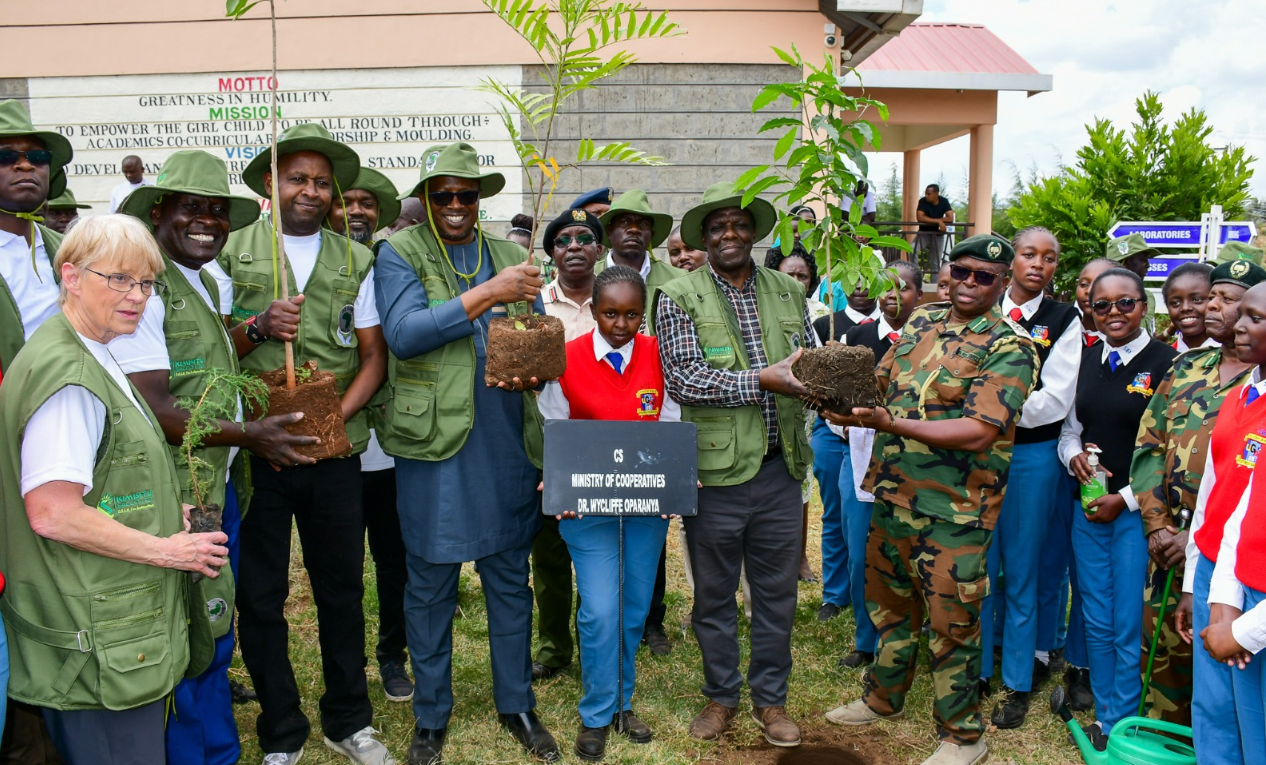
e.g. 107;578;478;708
651;181;818;749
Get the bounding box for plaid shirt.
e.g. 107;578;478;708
655;261;818;451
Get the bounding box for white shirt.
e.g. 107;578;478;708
1175;335;1220;353
843;304;882;329
109;179;150;214
360;430;394;472
1002;292;1081;429
539;331;681;422
605;252;652;281
1183;370;1266;593
21;332;150;497
1057;330;1155;513
0;226;59;340
111;260;244;468
1208;474;1266;654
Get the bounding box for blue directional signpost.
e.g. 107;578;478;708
1108;221;1257;248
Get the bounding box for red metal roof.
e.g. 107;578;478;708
857;23;1040;76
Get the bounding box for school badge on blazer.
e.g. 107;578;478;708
1126;372;1154;397
1237;430;1266;468
637;388;661;417
1029;325;1051;347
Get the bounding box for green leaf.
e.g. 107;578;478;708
773;128;797;161
732;164;770;191
771;46;799;68
225;0;261;18
758;117;803;133
869;236;912;252
751;86;785;113
741;176;783;208
514;320;527;331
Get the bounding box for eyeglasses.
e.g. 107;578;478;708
1091;297;1141;316
0;149;52;167
428;190;480;207
948;263;1002;287
84;268;166;296
554;233;596;248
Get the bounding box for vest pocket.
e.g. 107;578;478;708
391;382;437;442
695;417;737;471
91;579;170;710
331;286;360;350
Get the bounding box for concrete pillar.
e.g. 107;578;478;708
968;124;994;237
902;149;921;225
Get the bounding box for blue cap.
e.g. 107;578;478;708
569;187;614;210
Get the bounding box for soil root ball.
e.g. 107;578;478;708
485;314;567;386
792;345;878;415
258;360;353;460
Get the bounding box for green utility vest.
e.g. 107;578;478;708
217;220;375;455
376;226;544;466
653;266;812;487
0;314;193;710
158;254;250;639
595;254;685;331
0;224;62;371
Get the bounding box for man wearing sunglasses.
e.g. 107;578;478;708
823;235;1038;765
598;190;684;319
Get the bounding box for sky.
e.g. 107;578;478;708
867;0;1266;206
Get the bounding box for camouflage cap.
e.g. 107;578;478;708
947;234;1014;266
1108;233;1161;262
1211;258;1266;289
1213;240;1265;266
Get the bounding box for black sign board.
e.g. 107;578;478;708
543;420;698;517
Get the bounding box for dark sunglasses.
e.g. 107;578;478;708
1091;297;1141;316
0;149;52;167
428;190;480;206
554;233;596;248
948;263;1002;287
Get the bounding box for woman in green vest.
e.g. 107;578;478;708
0;214;226;764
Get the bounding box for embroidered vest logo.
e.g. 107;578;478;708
1030;325;1051;347
96;489;155;517
704;345;733;361
171;357;206;378
637;389;661;417
1126;372;1154;398
1237;430;1266;468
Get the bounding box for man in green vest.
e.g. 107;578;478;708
112;149;320;765
328;166;400;247
0;99;72;374
651;180;817;748
43;188;91;234
215;123;390;765
597;189;684;319
374;142;561;765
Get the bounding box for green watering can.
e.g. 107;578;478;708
1050;687;1196;765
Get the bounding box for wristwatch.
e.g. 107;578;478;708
243;316;268;345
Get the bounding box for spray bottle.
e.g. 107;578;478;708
1081;446;1108;514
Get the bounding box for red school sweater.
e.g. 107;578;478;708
557;331;666;422
1194;386;1266;563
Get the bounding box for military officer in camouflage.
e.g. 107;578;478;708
822;235;1039;765
1131;256;1266;725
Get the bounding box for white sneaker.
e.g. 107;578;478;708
920;740;988;765
263;751;302;765
824;699;905;726
324;727;397;765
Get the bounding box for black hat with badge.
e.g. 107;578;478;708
1211;258;1266;289
541;207;605;254
948;234;1015;266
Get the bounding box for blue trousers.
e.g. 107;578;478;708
402;542;536;729
559;516;668;727
167;481;242;765
1233;586;1266;765
1193;553;1258;765
1073;504;1145;732
981;440;1061;691
813;421;849;607
834;445;876;653
1037;475;1088;668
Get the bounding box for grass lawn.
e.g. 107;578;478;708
232;488;1089;764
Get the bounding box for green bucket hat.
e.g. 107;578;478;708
46;188;91;210
599;189;673;249
119;150;261;231
1107;233;1161;263
0;100;73;199
346;167;400;232
679;180;777;252
398;142;505;200
241;122;360;198
1213;240;1265;266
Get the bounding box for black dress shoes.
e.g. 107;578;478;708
1064;666;1094;711
531;662;568;682
991;688;1030;729
408;726;446;765
612;710;653;743
839;650;875;669
574;724;608;761
499;711;561;762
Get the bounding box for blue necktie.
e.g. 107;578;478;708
606;351;624;375
1248;387;1261;407
1108;350;1122;372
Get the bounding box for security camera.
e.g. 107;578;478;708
825;33;838;47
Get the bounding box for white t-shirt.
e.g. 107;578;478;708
21;333;150;497
360;429;394;472
109;179;150;214
111;261;243;467
0;226;59;340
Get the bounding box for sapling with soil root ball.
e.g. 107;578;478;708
736;45;912;415
177;369;269;581
477;0;682;385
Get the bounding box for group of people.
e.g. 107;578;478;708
0;93;1263;765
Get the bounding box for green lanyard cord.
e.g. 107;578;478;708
0;208;44;282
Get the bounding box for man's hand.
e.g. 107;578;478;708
244;413;319;467
1201;621;1252;668
254;294;305;342
1086;493;1126;524
493;376;541;392
1148;526;1188;570
758;349;809;399
1175;592;1194;643
485;263;544;305
181;503;193;532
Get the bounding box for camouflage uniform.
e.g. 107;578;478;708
861;302;1038;744
1129;346;1250;725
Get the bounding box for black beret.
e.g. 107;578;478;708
1211;258;1266;289
542;208;605;254
569;187;614;209
948;234;1015;266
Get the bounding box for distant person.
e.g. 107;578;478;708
570;188;614;218
507;213;535;251
666;226;706;272
936;262;952;301
43;188;90;234
386;196;425;235
915;184;953;270
108;155;148;213
848;181;876;225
